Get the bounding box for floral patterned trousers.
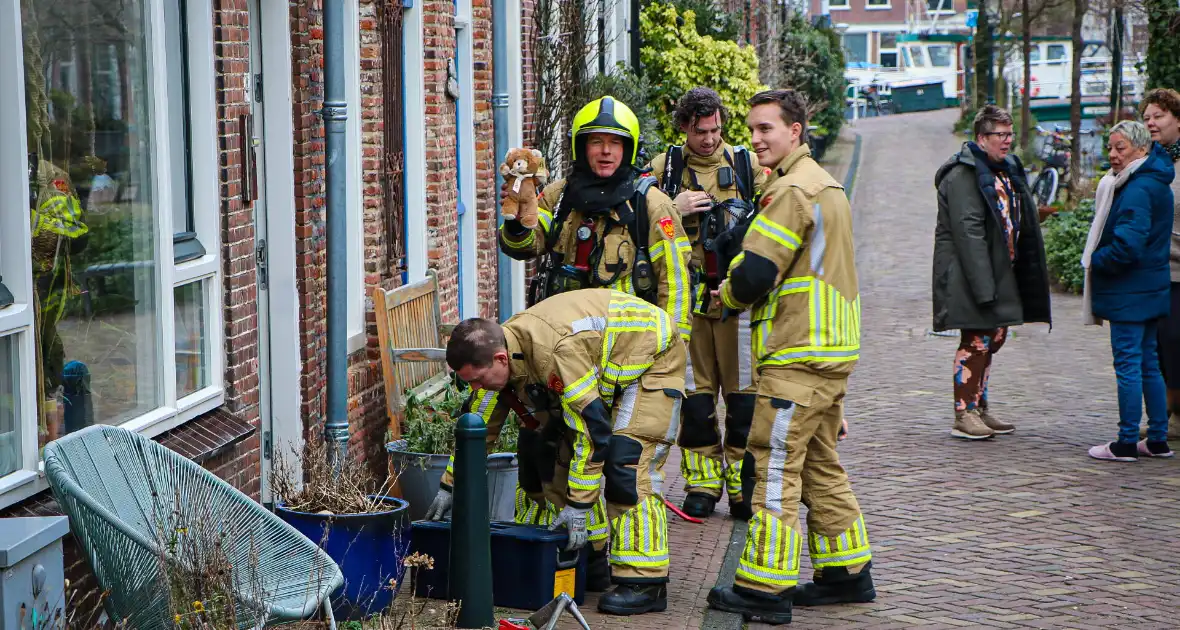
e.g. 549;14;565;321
954;328;1008;412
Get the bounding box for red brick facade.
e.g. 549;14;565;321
2;0;505;617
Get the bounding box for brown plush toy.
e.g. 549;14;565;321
499;148;548;229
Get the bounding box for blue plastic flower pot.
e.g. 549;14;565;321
275;495;411;620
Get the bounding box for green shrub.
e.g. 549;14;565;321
777;15;847;141
400;383;519;455
653;0;743;41
1041;198;1095;294
640;2;765;148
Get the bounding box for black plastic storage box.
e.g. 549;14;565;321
409;521;587;610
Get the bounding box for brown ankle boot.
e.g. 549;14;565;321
952;409;995;440
978;404;1014;434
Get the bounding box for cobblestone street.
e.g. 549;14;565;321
569;109;1180;629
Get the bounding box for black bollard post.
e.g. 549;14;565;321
450;412;494;628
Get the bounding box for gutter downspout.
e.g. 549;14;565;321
493;0;514;321
630;0;641;74
322;0;350;466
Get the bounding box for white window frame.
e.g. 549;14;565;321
404;1;428;283
866;0;892;10
925;0;956;14
345;0;365;352
0;0;225;510
828;0;851;11
456;0;478;319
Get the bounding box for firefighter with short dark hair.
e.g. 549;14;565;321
707;89;876;624
646;87;767;520
433;289;687;615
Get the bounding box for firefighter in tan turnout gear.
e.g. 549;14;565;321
499;96;694;341
706;90;876;625
646;87;767;520
481;96;691;593
437;289;687;615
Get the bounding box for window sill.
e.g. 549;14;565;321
0;395;239;513
348;331;367;355
828;5;851;10
865;4;893;9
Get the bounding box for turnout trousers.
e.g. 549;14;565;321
516;342;687;583
736;368;872;594
679;312;757;501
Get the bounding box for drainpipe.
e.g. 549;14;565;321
630;0;641;74
493;0;514;320
322;0;350;467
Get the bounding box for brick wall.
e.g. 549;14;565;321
291;0;391;467
472;0;499;321
216;0;263;499
422;0;500;323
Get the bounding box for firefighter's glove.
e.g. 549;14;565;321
425;488;453;521
549;505;591;551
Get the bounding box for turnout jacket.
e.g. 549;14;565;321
718;144;860;381
499;179;694;341
443;289;684;508
648;143;768;318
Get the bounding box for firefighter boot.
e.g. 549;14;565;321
728;496;753;521
683;492;718;517
586;547;611;592
597;584;668;615
793;562;877;606
707;585;792;625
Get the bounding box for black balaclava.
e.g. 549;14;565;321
561;135;638;214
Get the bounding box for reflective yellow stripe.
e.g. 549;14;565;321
737;511;801;588
562;369;598;406
753;278;860;367
751;215;801;250
609;496;669;567
809;515;872;568
538;207;555;232
681;451;723;490
500;224;535;248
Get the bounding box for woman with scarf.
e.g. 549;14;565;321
1083;120;1177;461
1142;88;1180;442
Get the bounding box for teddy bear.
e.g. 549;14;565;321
499;148;548;229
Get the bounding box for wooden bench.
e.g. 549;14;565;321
373;270;456;439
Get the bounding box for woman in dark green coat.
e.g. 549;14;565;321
932;106;1052;441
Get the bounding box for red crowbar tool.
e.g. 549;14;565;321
661;495;703;524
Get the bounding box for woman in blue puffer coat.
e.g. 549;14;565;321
1082;120;1176;461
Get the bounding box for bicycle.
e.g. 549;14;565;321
1029;124;1098;208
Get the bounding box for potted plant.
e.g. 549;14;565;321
386;382;520;522
273;437;412;621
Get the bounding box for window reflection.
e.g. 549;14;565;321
0;336;18;476
23;0;160;446
175;282;208;399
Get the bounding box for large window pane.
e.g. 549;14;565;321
175;281;208;398
0;336;19;477
842;34;869;65
929;45;954;68
164;0;193;236
23;0;160;446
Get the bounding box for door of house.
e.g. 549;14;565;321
247;0;277;505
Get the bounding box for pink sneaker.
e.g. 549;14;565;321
1137;439;1175;458
1088;442;1138;462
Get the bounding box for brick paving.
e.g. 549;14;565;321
420;110;1180;629
751;108;1180;629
